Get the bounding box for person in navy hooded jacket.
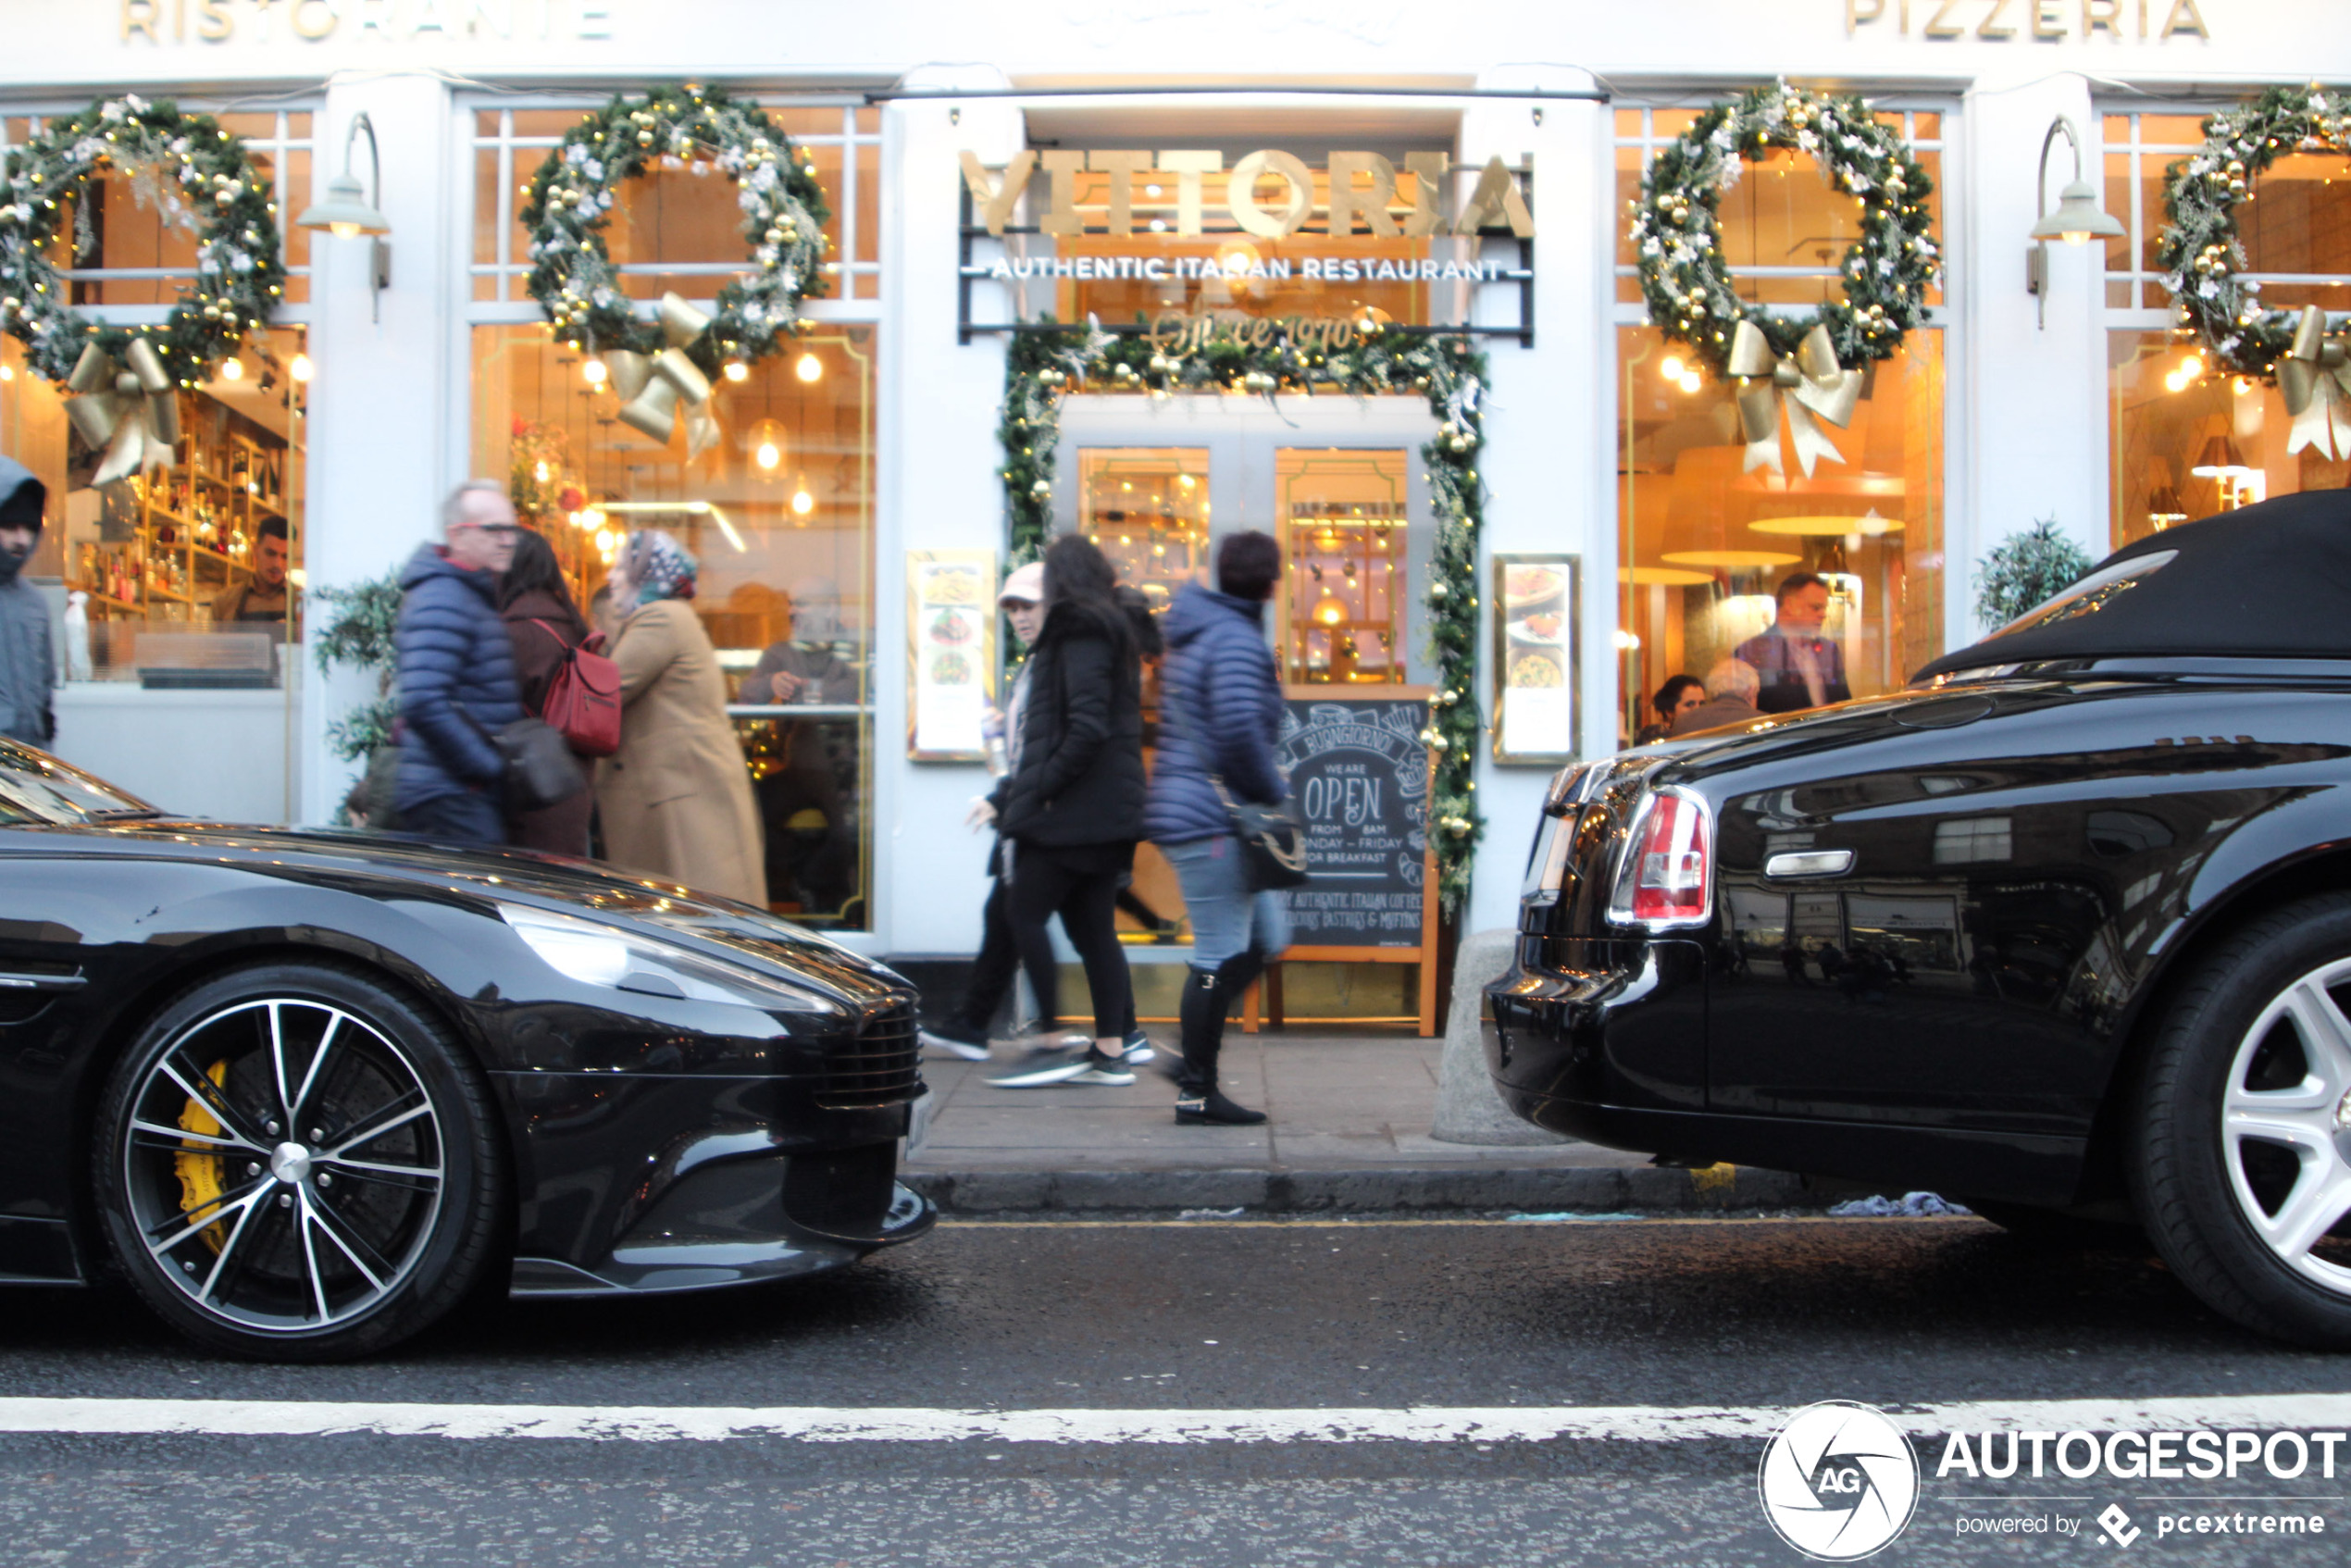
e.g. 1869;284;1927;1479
391;480;523;846
1144;529;1291;1126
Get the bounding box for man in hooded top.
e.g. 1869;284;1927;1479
0;456;56;748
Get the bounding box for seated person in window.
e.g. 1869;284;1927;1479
1734;570;1849;715
738;578;859;703
210;518;301;632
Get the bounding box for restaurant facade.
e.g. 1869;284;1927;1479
3;0;2344;1002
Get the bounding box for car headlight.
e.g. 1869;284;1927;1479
499;905;837;1014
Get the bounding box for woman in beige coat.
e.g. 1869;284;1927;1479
596;529;767;907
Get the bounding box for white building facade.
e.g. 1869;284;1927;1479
2;0;2340;987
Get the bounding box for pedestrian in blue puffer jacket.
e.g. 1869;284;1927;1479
1146;529;1291;1126
392;481;523;846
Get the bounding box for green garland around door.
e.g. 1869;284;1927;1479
996;318;1491;916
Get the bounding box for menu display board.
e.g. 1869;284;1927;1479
1274;691;1435;948
1491;553;1581;765
905;551;997;762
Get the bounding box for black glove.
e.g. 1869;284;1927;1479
39;705;55;745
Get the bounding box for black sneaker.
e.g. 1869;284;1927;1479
986;1046;1091;1088
1176;1090;1267;1126
1120;1029;1156;1065
918;1022;990;1062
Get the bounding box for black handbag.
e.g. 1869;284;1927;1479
463;709;586;814
1172;672;1309;892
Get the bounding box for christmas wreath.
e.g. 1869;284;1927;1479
1629;81;1939;474
0;93;285;386
522;84;829;369
998;318;1491;915
2158;85;2351;456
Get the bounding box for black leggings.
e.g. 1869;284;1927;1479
1006;852;1134;1043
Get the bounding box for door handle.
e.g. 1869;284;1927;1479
0;971;85;991
1764;850;1854;879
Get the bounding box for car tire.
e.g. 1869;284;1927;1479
93;960;505;1362
2128;894;2351;1348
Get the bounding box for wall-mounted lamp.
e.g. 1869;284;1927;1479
296;110;392;322
2025;113;2124;330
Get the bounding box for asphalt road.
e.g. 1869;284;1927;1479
0;1213;2346;1566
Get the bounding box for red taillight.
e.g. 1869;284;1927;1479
1611;788;1712;928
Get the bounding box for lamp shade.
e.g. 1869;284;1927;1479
296;171;390;239
2029;179;2126;245
2146;484;2189;525
2189;436;2251;478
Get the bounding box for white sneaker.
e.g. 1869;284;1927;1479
988;1047;1136;1089
918;1025;991;1062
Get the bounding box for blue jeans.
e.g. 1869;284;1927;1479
396;789;505;849
1163;835;1290;975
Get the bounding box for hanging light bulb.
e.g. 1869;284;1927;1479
1660;354;1685;381
582;357;609;388
791;475;815;516
289;353;314;382
1678;368;1702;394
756;439;781;471
795;351;823;383
723;360;750;382
747;417;788;473
219;357;244;381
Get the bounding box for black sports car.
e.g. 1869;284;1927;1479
1487;492;2351;1347
0;740;931;1360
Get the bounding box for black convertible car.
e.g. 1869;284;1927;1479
1488;492;2351;1347
0;741;930;1360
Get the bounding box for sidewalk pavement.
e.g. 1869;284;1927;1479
900;1028;1829;1215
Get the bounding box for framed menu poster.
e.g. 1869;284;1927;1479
1490;554;1581;765
905;550;997;762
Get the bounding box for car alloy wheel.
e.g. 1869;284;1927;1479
96;962;503;1360
2131;894;2351;1348
2216;959;2351;1297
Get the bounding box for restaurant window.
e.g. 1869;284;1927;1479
1611;106;1947;738
2102;111;2351;551
467;94;884;929
0;109;314;680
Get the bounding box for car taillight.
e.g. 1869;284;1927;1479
1609;787;1713;929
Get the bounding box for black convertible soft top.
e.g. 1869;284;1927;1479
1914;490;2351;681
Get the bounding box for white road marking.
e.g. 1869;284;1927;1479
0;1395;2344;1445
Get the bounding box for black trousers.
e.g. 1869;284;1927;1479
1005;851;1134;1042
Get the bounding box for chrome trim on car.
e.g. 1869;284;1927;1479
1764;850;1854;879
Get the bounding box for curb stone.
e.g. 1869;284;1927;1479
901;1164;1838;1215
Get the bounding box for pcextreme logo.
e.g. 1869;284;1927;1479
1758;1401;1922;1560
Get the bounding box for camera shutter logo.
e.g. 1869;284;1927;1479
1757;1401;1921;1560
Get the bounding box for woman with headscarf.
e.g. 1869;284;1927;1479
497;528;597;857
595;529;766;907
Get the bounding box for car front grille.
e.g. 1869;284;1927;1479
816;1001;923;1110
781;1142;899;1240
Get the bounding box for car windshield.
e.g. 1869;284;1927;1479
1983;551;2179;641
0;748;160;827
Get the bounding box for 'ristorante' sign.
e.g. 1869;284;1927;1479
958;150;1536;241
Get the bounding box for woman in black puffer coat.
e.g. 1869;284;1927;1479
986;534;1146;1089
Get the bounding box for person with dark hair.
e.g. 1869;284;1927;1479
1735;571;1851;715
984;534;1149;1089
210;516;301;631
1635;673;1705;744
0;456;55;747
498;528;596;857
1141;529;1291;1126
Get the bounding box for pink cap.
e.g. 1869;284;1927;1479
999;561;1046;605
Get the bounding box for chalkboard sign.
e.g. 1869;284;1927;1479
1274;692;1435;953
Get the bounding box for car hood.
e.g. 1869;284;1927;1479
6;818;908;997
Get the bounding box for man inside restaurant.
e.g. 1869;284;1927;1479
1735;570;1850;715
209;517;302;633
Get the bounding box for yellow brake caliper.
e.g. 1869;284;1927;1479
174;1061;234;1252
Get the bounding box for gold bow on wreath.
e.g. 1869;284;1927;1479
2281;305;2351;462
63;340;181;489
607;292;721;460
1727;320;1864;479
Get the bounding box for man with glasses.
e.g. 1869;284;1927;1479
390;480;524;846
